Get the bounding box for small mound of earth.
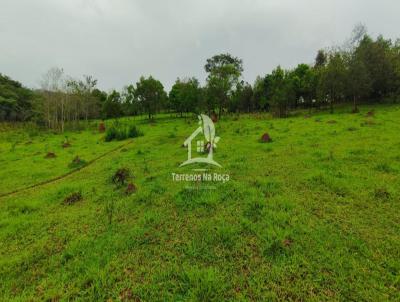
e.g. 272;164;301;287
62;142;71;148
63;192;83;205
72;156;82;164
125;183;137;195
211;112;218;123
99;122;106;133
261;133;272;143
45;152;56;158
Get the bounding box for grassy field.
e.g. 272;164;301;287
0;105;399;301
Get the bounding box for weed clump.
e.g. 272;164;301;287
62;136;71;148
105;122;143;142
374;188;391;201
68;156;86;169
63;192;83;205
112;167;132;187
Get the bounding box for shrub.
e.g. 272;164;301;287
105;122;143;142
112;167;131;186
127;125;143;138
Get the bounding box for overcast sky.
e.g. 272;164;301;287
1;0;399;91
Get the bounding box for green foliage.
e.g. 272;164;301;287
102;90;123;119
134;76;167;119
205;53;243;117
169;77;202;115
104;121;143;142
0;73;38;121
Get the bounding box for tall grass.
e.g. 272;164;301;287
105;121;143;142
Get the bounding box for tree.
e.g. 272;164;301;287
102;90;123;119
317;53;347;113
40;67;65;130
169;77;202;116
0;73;37;122
134;76;166;119
356;35;398;100
315;50;327;68
230;81;253;113
252;76;269;111
268;66;295;117
205;53;243;118
290;64;317;107
347;54;372;112
121;84;140;116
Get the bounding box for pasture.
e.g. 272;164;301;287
0;105;399;301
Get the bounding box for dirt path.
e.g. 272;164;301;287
0;140;133;199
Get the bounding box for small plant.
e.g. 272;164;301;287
10;141;18;152
63;192;83;205
62;136;71;148
105;198;116;225
112;167;131;186
374;187;391;201
68;156;86;169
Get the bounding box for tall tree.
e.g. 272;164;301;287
134;76;166;119
347;54;372;112
102;90;123;119
169;77;202;116
205;53;243;118
0;73;36;122
268;66;295;117
317;53;347;113
315;50;327;68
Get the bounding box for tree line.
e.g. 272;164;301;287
1;25;400;130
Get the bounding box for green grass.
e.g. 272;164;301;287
0;105;399;301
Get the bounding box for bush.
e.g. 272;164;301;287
127;124;143;138
112;167;131;186
105;121;143;142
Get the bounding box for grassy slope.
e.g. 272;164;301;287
0;105;399;301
